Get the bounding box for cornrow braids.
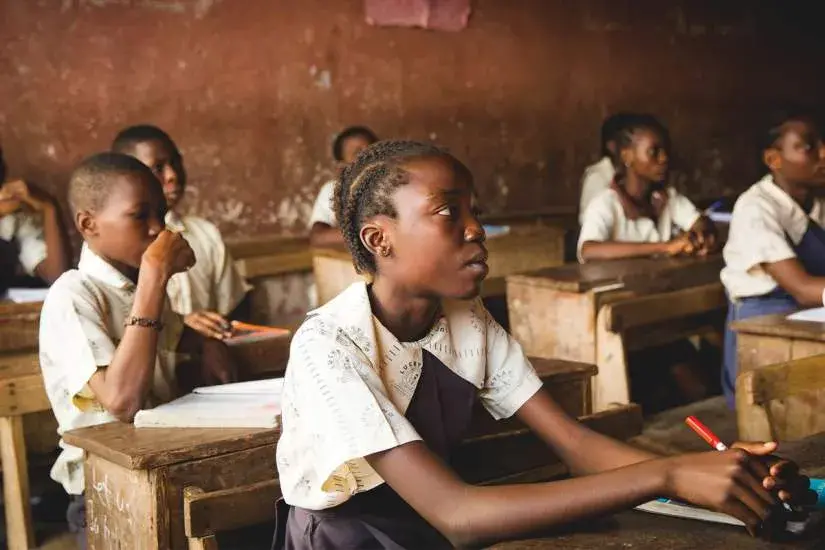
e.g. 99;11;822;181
333;140;448;274
611;114;668;180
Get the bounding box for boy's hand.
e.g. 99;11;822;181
732;441;817;508
201;338;237;385
185;311;233;340
141;230;195;281
0;179;54;212
664;232;695;257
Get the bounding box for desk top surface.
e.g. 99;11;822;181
507;255;724;293
0;299;42;317
732;314;825;342
63;422;279;470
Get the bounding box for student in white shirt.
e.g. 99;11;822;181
0;146;70;288
721;111;825;406
39;153;235;548
578;114;717;262
578;112;636;223
274;140;808;549
112;125;251;341
308;126;378;247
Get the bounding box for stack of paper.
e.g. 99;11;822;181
134;378;283;428
3;288;49;303
787;308;825;323
635;498;743;527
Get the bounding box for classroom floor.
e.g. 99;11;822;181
1;397;734;550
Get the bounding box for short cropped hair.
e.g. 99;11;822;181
68;152;156;213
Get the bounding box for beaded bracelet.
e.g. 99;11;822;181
124;316;164;332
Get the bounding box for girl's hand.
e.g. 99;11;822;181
732;441;817;509
664;232;695;257
663;449;781;537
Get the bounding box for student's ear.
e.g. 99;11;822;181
620;147;634;169
763;148;781;172
75;211;98;239
359;218;391;259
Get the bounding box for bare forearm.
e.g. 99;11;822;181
309;223;345;247
35;203;70;282
580;240;667;261
95;269;168;420
447;459;667;547
557;427;657;475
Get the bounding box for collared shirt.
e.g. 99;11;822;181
0;211;47;275
276;282;543;510
579;157;616;224
308;180;337;228
39;244;183;494
721;174;825;300
165;212;251;316
577;186;701;262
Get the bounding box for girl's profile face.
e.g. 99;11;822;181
375;156;488;300
769;120;825;185
623;128;669;184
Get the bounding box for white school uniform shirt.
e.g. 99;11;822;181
308;180;337;228
579;157;615;224
165;212;251;316
39;244;184;494
276;282;543;510
721;174;825;301
0;211;48;275
577;186;702;262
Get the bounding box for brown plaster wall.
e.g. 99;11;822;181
2;0;824;242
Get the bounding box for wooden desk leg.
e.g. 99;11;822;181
0;416;35;550
593;307;631;412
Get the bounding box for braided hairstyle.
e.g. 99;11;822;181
610;113;669;181
334;140;453;274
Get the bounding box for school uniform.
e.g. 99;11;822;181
39;244;184;545
0;211;48;285
275;282;543;549
308;180;337;228
165;212;251;316
579;157;616;224
577;183;702;262
720;174;825;406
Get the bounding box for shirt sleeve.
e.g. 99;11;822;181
579;168;611;224
668;189;702;231
206;223;252;316
308;181;338;228
577;192;616;261
282;316;422;494
478;303;543;419
728;196;797;273
13;213;47;275
39;279;116;411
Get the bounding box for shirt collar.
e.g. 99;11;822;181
757;174;822;220
78;243;136;291
165;211;186;232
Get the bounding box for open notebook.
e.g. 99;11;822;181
133;378;283;428
635;499;744;527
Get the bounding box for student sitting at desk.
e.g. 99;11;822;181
112;125;251;341
0;145;70;290
579;112;636;224
578;114;716;262
721;110;825;407
308;125;378;247
38;153;235;548
275;140;811;549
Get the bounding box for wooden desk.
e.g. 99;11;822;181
225;234;312;280
507;256;726;410
63;357;600;550
312;223;569;305
0;300;44;550
492;430;825;549
733;314;825;377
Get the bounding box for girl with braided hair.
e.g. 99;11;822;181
274;140;810;549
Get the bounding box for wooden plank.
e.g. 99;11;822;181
732;313;825;341
0;416;35;550
184;479;281;538
227;331;291;380
226;235;312;279
0;371;50;416
594;305;630;411
64;423;279;470
605;283;726;333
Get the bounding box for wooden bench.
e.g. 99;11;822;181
736;354;825;442
733;312;825;377
507;256;725;411
183;480;282;550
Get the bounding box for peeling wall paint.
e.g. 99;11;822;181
1;0;825;251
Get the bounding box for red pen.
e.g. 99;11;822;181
686;415;728;451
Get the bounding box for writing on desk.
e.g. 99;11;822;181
87;464;136;546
